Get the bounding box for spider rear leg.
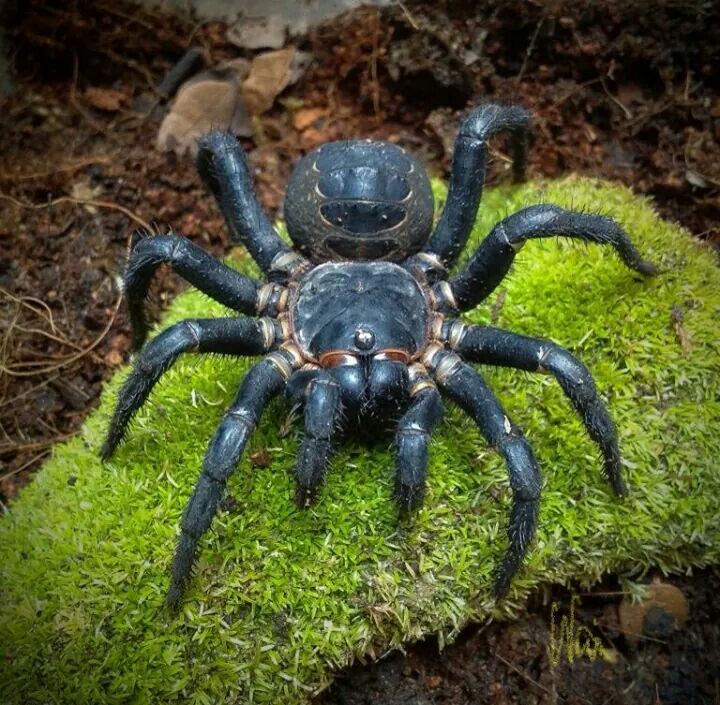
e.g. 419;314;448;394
431;351;541;598
167;357;288;609
125;233;264;349
438;205;657;312
293;373;342;508
448;323;627;496
101;316;275;460
394;366;444;514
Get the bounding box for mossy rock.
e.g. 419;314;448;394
1;177;719;704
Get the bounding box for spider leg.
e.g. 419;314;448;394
404;103;530;280
196;131;303;277
125;233;265;350
100;316;275;460
435;205;657;313
447;323;627;496
167;356;288;609
293;372;342;507
393;365;444;513
429;350;541;598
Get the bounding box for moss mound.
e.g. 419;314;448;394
1;177;719;704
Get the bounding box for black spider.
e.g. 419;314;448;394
101;103;656;609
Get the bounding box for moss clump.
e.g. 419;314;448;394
1;177;719;704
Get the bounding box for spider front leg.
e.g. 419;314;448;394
101;316;276;460
394;365;444;513
125;233;266;350
429;349;541;598
196;131;304;277
293;373;343;508
446;323;627;495
405;103;530;280
168;355;290;608
438;205;657;312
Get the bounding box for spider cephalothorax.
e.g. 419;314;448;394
102;103;657;608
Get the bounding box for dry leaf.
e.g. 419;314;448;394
84;87;125;112
242;47;310;115
292;107;327;131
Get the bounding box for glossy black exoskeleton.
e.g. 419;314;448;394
101;104;657;608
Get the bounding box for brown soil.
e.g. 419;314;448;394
1;1;718;702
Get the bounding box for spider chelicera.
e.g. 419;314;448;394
101;103;656;608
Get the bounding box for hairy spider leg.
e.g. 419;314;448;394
408;103;530;278
196;131;294;274
431;351;542;598
451;325;627;496
443;204;658;312
167;358;287;609
293;373;343;508
101;317;274;460
124;233;261;350
393;367;444;513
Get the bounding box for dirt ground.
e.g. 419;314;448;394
1;1;718;702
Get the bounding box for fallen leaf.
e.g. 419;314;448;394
227;15;287;50
250;449;273;468
618;580;688;644
71;180;103;213
157;59;253;156
84;87;125;112
292;107;327;131
157;81;240;156
242;47;311;115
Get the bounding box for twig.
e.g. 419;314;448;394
0;192;152;231
0;154;115;183
495;653;555;698
600;76;633;120
516;14;545;84
397;1;420;29
548;77;603;111
70;53;108;133
0;292;122;378
0;435;73;454
1;289;58;333
0;450;50;482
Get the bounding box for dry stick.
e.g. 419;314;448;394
0;450;51;482
495;653;556;699
0;292;122;378
600;76;633;120
1;289;59;333
0;193;152;231
516;14;546;84
397;1;420;29
0;435;73;454
0;375;60;410
0;154;115;183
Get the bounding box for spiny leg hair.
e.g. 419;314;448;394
101;317;273;461
167;358;286;609
433;353;542;597
124;232;261;350
443;204;658;312
451;324;627;496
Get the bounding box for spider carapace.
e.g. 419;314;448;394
101;104;656;608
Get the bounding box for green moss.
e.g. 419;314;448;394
1;177;719;704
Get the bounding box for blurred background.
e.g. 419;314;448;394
1;1;718;702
